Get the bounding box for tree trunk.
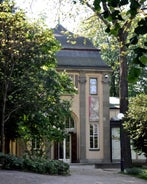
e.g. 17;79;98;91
0;82;8;153
110;69;118;96
1;112;5;153
119;45;132;169
5;137;10;154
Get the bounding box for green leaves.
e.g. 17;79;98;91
108;0;119;8
132;47;147;67
135;17;147;35
93;0;101;11
128;67;141;83
128;17;147;79
80;0;146;96
129;0;140;17
0;1;76;153
130;36;138;45
119;0;129;6
124;94;147;157
111;10;123;21
140;54;147;65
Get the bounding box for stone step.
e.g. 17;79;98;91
95;163;120;169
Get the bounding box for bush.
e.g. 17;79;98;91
125;167;143;175
0;153;23;170
45;160;70;175
0;153;70;175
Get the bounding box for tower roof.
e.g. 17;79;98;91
53;24;111;71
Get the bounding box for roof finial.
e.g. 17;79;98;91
57;0;61;24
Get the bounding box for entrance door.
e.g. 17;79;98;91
59;134;71;163
111;127;121;161
57;133;77;163
71;133;77;163
54;116;77;163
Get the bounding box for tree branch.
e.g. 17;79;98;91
4;104;22;124
83;1;111;28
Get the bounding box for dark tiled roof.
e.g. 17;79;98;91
53;24;111;70
53;24;96;49
56;50;108;68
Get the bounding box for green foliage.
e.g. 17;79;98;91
79;0;147;96
125;167;143;175
0;1;76;152
124;94;147;157
0;153;70;175
0;152;24;170
18;110;70;156
128;67;141;83
125;167;147;180
128;67;147;96
79;17;120;96
128;17;147;71
80;0;147;80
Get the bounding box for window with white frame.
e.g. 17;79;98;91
68;74;79;88
32;138;40;150
65;117;74;128
90;123;99;149
89;78;97;95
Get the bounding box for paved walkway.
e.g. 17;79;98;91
0;165;146;184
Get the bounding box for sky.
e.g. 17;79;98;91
14;0;92;32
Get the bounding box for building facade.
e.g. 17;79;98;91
52;25;112;163
110;97;146;163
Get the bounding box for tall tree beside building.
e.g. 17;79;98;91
78;18;120;96
78;17;147;97
0;1;75;153
75;0;147;169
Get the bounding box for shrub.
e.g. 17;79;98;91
0;153;23;170
0;152;5;164
125;167;143;175
45;160;70;175
0;153;70;175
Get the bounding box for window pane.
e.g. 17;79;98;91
90;125;93;135
89;124;99;149
66;118;69;128
90;78;97;94
70;118;74;128
94;124;97;134
90;137;93;148
94;137;98;148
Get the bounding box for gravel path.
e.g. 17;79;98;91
0;165;146;184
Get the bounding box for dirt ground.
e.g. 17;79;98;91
0;164;146;184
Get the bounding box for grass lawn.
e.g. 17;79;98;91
138;168;147;180
125;167;147;180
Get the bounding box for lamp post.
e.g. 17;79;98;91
117;113;124;172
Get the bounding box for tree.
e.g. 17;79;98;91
0;1;75;153
79;16;147;97
128;67;147;96
75;0;147;168
124;94;147;158
18;103;71;157
78;17;120;96
17;69;75;157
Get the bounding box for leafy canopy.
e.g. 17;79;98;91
76;0;147;81
124;94;147;157
0;1;76;153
